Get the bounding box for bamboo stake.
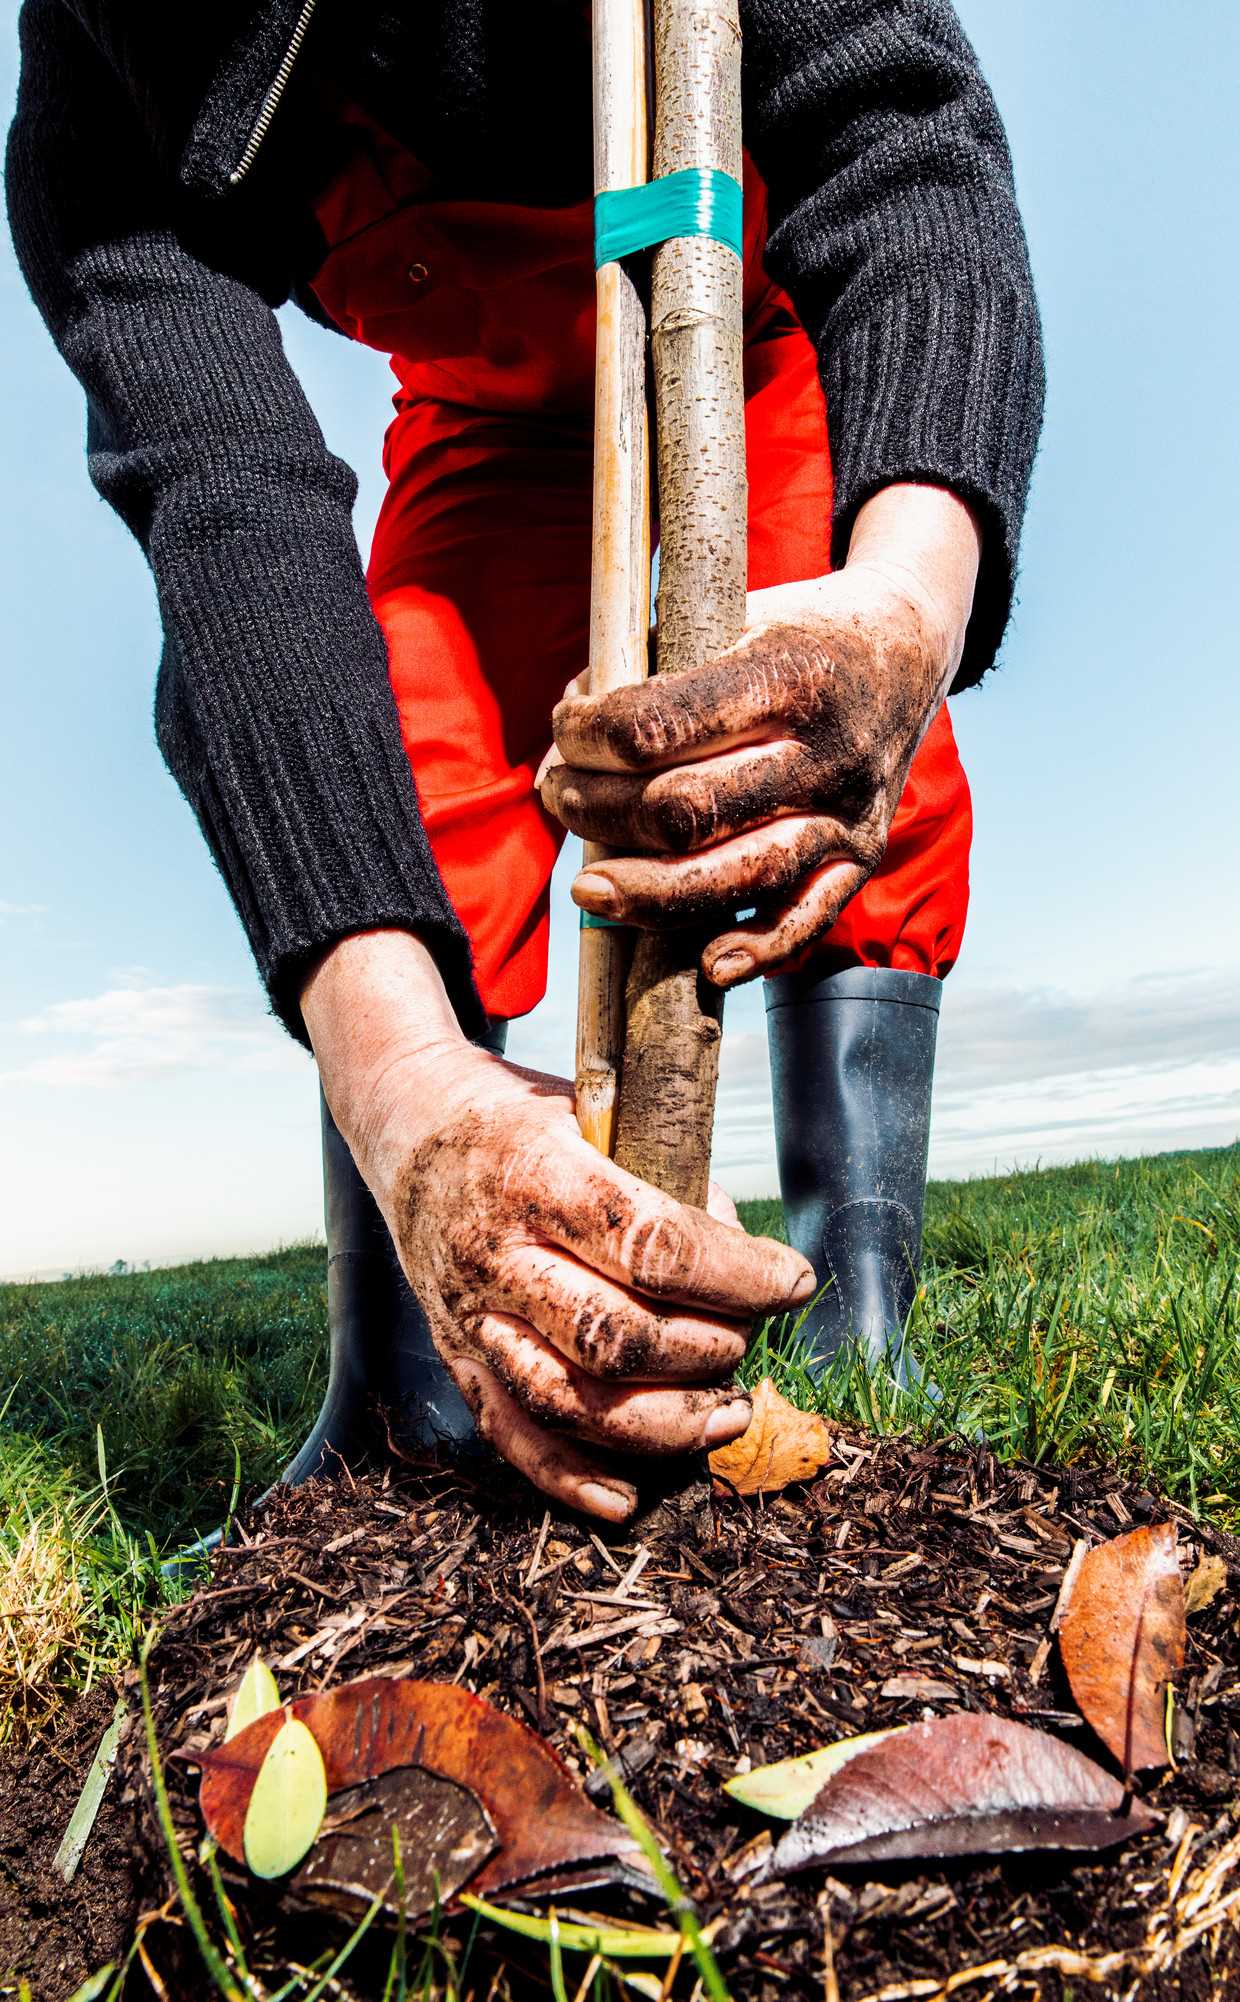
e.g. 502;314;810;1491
575;0;653;1158
612;0;747;1205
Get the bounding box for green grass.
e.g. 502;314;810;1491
752;1143;1240;1522
0;1249;325;1740
1;1145;1237;1737
0;1247;327;1543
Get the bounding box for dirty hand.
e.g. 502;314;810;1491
541;484;981;986
302;932;815;1523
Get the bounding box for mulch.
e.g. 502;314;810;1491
4;1432;1240;2002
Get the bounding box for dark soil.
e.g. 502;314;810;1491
0;1680;139;1997
6;1434;1240;2001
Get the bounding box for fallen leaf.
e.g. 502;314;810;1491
194;1677;641;1897
724;1731;901;1819
1058;1523;1186;1772
1185;1553;1228;1615
242;1715;327;1879
708;1377;832;1494
62;1971;117;2002
225;1657;281;1743
295;1767;496;1919
798;1631;837;1672
768;1713;1154;1875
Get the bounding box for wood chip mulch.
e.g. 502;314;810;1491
6;1433;1240;2001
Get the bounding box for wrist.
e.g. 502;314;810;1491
845;483;981;678
301;928;476;1164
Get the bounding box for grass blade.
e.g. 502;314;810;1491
575;1728;732;2002
458;1897;686;1962
139;1631;247;2002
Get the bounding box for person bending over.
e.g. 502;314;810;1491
7;1;1043;1519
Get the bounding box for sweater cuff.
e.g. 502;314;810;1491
153;522;487;1048
822;276;1045;690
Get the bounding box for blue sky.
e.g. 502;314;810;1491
2;1;1237;1275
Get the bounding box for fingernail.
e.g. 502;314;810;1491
790;1265;817;1303
705;1397;752;1447
573;873;618;915
580;1480;636;1522
709;948;754;985
534;744;559;789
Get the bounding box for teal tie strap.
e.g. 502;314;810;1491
594;166;743;269
580;910;626;930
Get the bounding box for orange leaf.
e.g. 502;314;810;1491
1057;1523;1186;1774
708;1377;833;1495
192;1676;641;1898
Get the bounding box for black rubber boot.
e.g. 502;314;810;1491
280;1021;507;1486
764;965;941;1387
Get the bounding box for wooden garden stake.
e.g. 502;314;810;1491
576;0;652;1158
612;0;747;1203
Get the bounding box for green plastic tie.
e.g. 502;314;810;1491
594;167;743;269
580;911;626;930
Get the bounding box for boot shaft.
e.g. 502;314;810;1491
765;965;941;1378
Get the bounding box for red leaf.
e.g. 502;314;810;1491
769;1713;1154;1874
194;1676;641;1896
1057;1524;1186;1773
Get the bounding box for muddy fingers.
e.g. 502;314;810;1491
492;1245;749;1380
461;1312;752;1456
447;1355;638;1522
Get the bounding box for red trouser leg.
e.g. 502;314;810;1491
365;209;970;1019
369;402;592;1021
744;295;972;981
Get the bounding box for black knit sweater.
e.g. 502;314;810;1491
6;0;1044;1042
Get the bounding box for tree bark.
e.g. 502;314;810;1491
612;0;747;1205
576;0;652;1158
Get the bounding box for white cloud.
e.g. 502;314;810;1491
1;981;308;1088
934;968;1240;1090
3;960;1234;1276
708;967;1240;1195
0;900;47;919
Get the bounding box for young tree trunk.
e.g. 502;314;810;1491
612;0;747;1205
576;0;652;1158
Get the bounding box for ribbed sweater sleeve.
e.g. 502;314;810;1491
742;0;1045;686
5;0;484;1044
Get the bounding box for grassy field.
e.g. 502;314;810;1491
1;1143;1237;1741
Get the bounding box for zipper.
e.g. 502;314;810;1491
228;0;319;187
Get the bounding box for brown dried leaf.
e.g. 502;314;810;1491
1185;1553;1228;1616
708;1377;832;1494
193;1676;640;1896
769;1713;1154;1875
295;1767;497;1920
1057;1523;1186;1773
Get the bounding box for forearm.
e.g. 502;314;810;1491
741;0;1044;684
152;497;480;1044
8;0;479;1052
